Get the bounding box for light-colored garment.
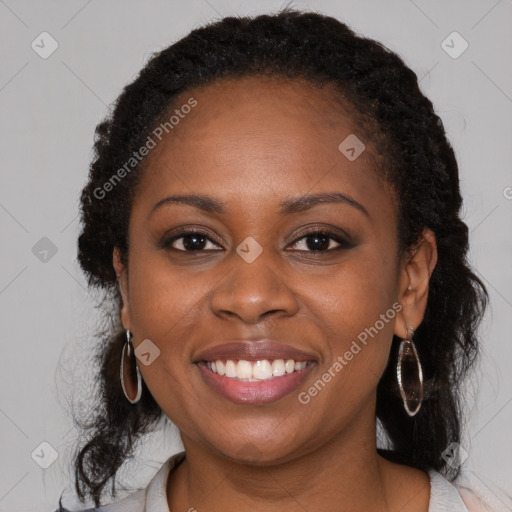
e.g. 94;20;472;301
62;451;505;512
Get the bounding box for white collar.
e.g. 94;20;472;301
427;469;470;511
146;451;186;512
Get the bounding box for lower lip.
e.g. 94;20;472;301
196;362;315;405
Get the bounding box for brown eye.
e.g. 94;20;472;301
288;230;354;252
162;230;222;252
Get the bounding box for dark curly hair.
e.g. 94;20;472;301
59;8;488;509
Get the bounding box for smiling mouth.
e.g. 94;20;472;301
199;358;311;382
196;358;316;405
193;340;318;404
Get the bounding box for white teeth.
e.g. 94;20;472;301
225;360;237;378
253;360;272;380
209;358;308;381
236;360;253;379
272;359;286;376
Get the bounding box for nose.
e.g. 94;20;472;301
210;249;299;325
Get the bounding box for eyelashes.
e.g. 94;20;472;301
287;229;354;252
162;229;221;252
160;228;355;254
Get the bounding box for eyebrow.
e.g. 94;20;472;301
149;192;369;218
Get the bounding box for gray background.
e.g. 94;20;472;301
0;1;511;510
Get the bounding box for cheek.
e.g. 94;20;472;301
125;251;209;403
309;246;398;335
299;287;397;422
127;249;205;339
301;250;398;391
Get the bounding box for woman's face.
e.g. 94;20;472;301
114;76;431;463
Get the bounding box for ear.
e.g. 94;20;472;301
393;229;438;339
113;247;131;330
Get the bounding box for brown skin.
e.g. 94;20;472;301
113;76;438;512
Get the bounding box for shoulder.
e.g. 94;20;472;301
55;451;187;512
455;471;512;512
429;469;512;512
54;489;145;512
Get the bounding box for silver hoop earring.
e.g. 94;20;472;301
396;326;423;417
120;329;142;404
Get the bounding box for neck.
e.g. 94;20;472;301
166;410;430;512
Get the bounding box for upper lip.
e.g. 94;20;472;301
194;340;317;363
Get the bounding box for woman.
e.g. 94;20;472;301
56;8;505;511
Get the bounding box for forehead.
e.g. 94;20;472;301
133;75;395;220
167;75;364;150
